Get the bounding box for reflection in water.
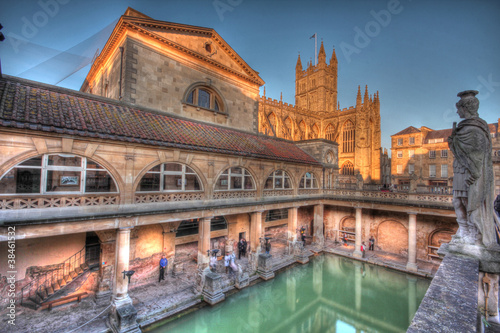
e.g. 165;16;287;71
148;254;430;333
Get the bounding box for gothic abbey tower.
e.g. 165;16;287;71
259;41;382;183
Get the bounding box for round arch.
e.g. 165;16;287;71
376;220;408;255
298;170;320;189
133;161;207;193
181;81;228;113
213;165;258;192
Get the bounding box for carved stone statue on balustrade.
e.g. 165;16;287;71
447;90;499;248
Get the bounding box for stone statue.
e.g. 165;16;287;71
447;90;499;247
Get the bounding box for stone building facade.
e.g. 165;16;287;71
258;43;382;184
391;122;500;194
0;7;458;331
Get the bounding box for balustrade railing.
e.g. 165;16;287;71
21;246;87;309
0;194;119;210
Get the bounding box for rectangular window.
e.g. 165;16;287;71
409;164;414;174
409;137;415;145
441;164;448;178
429;165;436;178
441;150;448;158
397;165;403;174
429;150;436;159
397;151;403;158
409;150;415;158
397;138;403;146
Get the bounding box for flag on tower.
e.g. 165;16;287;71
310;33;316;39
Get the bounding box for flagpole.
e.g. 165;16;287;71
314;33;317;66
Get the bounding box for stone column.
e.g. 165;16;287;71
250;211;263;254
313;204;324;247
353;207;363;258
288;207;298;241
110;227;140;333
406;213;418;272
197;217;212;271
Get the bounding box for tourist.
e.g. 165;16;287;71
159;255;167;282
369;236;375;251
300;226;306;245
265;239;271;255
242;238;247;257
343;234;347;246
224;252;231;273
238;238;245;259
361;242;366;258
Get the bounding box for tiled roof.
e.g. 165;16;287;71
424;128;453;141
0;76;320;165
392;126;421;136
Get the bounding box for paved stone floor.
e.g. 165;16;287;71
0;241;446;333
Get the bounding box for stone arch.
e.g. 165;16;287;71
325;123;336;141
377;220;408;255
268;112;278;136
428;228;454;247
341;160;354;175
283;117;293;140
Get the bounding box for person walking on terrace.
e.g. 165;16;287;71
159;255;167;282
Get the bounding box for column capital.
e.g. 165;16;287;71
118;226;134;232
407;212;418;216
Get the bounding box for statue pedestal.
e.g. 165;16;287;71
257;254;275;280
439;242;500;273
292;241;309;264
202;272;225;305
235;271;249;289
108;296;140;333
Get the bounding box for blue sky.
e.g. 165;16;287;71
1;0;499;152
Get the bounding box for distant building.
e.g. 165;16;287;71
391;120;499;193
258;43;382;184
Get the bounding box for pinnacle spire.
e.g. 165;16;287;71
356;85;362;106
318;41;326;64
296;53;303;72
363;85;369;104
330;47;337;65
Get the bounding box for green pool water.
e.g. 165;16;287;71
147;254;430;333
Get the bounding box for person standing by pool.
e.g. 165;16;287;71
369;236;375;251
224;252;231;274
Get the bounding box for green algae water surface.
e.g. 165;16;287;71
148;254;430;333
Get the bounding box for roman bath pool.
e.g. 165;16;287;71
146;254;430;333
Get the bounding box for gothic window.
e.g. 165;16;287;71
325;124;335;141
215;167;255;191
284;117;292;140
138;163;203;192
342;121;355;153
268;113;277;136
185;85;223;112
341;161;354;175
312;124;319;139
0;154;118;194
264;170;292;190
299;172;318;189
299;121;306;140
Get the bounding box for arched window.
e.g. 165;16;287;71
341;161;354;175
215;167;255;191
284;117;292;140
268;113;277;136
137;163;203;192
264;170;292;190
0;154;117;194
342;121;355;153
299;172;318;189
312;124;319;139
185;85;223;112
325;124;335;141
176;216;228;238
